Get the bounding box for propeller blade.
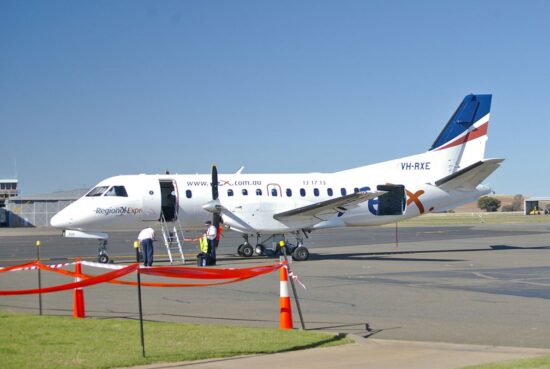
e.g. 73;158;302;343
213;213;221;229
211;165;221;248
211;165;219;200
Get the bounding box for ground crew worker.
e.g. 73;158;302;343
138;227;156;267
205;220;217;264
199;233;209;254
215;218;224;248
278;240;287;255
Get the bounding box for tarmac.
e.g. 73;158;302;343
123;338;550;369
2;222;550;368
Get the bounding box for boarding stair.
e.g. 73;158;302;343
160;213;185;264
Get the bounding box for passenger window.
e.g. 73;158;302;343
314;188;320;197
228;189;234;197
271;188;278;196
327;188;333;196
186;190;192;199
86;186;109;197
286;188;292;197
242;189;248;196
354;187;359;193
256;188;262;196
300;188;306;197
341;188;347;196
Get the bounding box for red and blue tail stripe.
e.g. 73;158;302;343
430;94;491;151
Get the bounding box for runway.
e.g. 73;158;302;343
1;223;550;349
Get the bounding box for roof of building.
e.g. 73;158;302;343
524;197;550;202
7;188;89;202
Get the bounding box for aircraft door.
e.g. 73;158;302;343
160;180;178;221
266;183;282;197
141;176;161;221
376;184;406;216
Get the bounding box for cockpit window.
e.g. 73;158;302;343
86;186;109;197
104;186;128;197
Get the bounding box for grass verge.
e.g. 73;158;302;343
396;212;550;226
0;312;351;369
461;356;550;369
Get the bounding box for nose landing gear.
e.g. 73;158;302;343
97;240;110;263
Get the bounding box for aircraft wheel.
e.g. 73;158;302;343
255;244;265;255
237;244;245;256
241;244;254;258
98;253;109;264
292;246;309;261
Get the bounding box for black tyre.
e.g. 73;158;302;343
292;246;309;261
242;244;254;257
98;254;109;264
237;244;245;256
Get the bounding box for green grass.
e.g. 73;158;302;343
395;212;550;226
461;356;550;369
0;312;351;369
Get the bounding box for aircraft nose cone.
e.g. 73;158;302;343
50;211;70;228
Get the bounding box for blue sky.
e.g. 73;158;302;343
1;0;549;196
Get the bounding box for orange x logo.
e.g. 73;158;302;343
406;189;425;214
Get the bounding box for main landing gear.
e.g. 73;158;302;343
237;233;310;261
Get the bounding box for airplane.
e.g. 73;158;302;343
50;94;503;263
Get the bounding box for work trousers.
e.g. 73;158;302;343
141;238;154;266
207;238;216;265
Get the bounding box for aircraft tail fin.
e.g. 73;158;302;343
429;94;492;172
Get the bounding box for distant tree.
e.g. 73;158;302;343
511;194;524;211
478;196;501;212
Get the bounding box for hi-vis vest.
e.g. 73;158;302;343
199;235;208;253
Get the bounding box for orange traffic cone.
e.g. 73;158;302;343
73;258;85;318
279;265;293;329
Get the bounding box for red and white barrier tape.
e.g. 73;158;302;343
0;260;125;272
289;271;306;290
80;261;124;270
0;262;72;272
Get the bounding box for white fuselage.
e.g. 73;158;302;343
50;94;500;241
50;158;490;235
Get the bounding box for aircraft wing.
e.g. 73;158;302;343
273;191;384;222
435;158;504;191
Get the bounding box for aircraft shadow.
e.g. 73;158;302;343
308;244;550;262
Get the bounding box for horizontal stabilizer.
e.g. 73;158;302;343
435;158;504;191
274;191;383;222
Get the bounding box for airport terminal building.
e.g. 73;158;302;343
0;179;19;227
3;188;88;227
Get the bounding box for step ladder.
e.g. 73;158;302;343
160;213;185;264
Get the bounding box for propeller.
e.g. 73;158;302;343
211;164;219;201
210;165;222;250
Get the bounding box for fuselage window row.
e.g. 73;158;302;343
187;186;355;199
